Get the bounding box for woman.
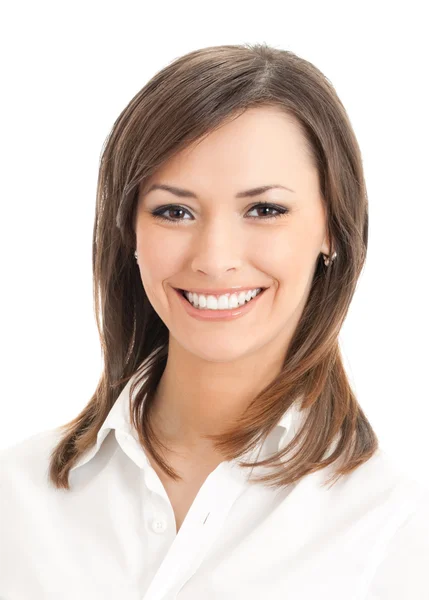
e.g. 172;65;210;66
1;43;428;599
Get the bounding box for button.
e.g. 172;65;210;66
151;517;168;533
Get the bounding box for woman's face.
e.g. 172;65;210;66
134;106;331;364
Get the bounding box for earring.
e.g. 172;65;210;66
134;251;138;263
323;251;337;266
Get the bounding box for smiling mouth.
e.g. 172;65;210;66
177;287;267;308
176;287;267;296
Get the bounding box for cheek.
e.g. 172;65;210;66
256;233;297;277
136;231;186;311
264;234;317;301
137;228;182;277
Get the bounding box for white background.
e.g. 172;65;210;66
0;1;428;486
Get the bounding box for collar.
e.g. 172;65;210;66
69;368;307;473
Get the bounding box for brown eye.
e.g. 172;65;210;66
150;202;289;224
246;203;289;220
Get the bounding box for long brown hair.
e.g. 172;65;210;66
48;42;378;491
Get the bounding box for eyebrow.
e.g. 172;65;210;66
143;183;295;199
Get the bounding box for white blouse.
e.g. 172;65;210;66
1;372;429;600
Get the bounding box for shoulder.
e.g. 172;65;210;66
328;444;429;505
0;427;64;491
371;445;429;535
376;446;429;506
365;483;429;598
341;446;429;598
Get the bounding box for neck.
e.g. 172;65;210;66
149;335;290;454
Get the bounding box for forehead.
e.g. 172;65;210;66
141;107;317;198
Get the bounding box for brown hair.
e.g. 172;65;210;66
48;42;378;491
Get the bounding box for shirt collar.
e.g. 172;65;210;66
69;368;307;473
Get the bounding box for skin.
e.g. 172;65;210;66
134;106;333;461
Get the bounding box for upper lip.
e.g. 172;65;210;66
174;285;267;295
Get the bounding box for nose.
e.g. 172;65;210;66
190;219;244;279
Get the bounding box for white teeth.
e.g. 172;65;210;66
184;288;263;310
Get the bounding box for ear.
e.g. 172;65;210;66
321;233;333;257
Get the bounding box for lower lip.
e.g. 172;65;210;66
173;287;268;321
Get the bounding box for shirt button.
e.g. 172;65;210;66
151;517;168;533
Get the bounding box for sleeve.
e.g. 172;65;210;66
367;496;429;599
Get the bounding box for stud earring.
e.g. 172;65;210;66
323;251;337;266
134;251;138;264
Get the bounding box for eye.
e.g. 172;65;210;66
150;202;289;224
151;206;192;223
246;203;289;220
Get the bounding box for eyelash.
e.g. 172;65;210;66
150;202;289;224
